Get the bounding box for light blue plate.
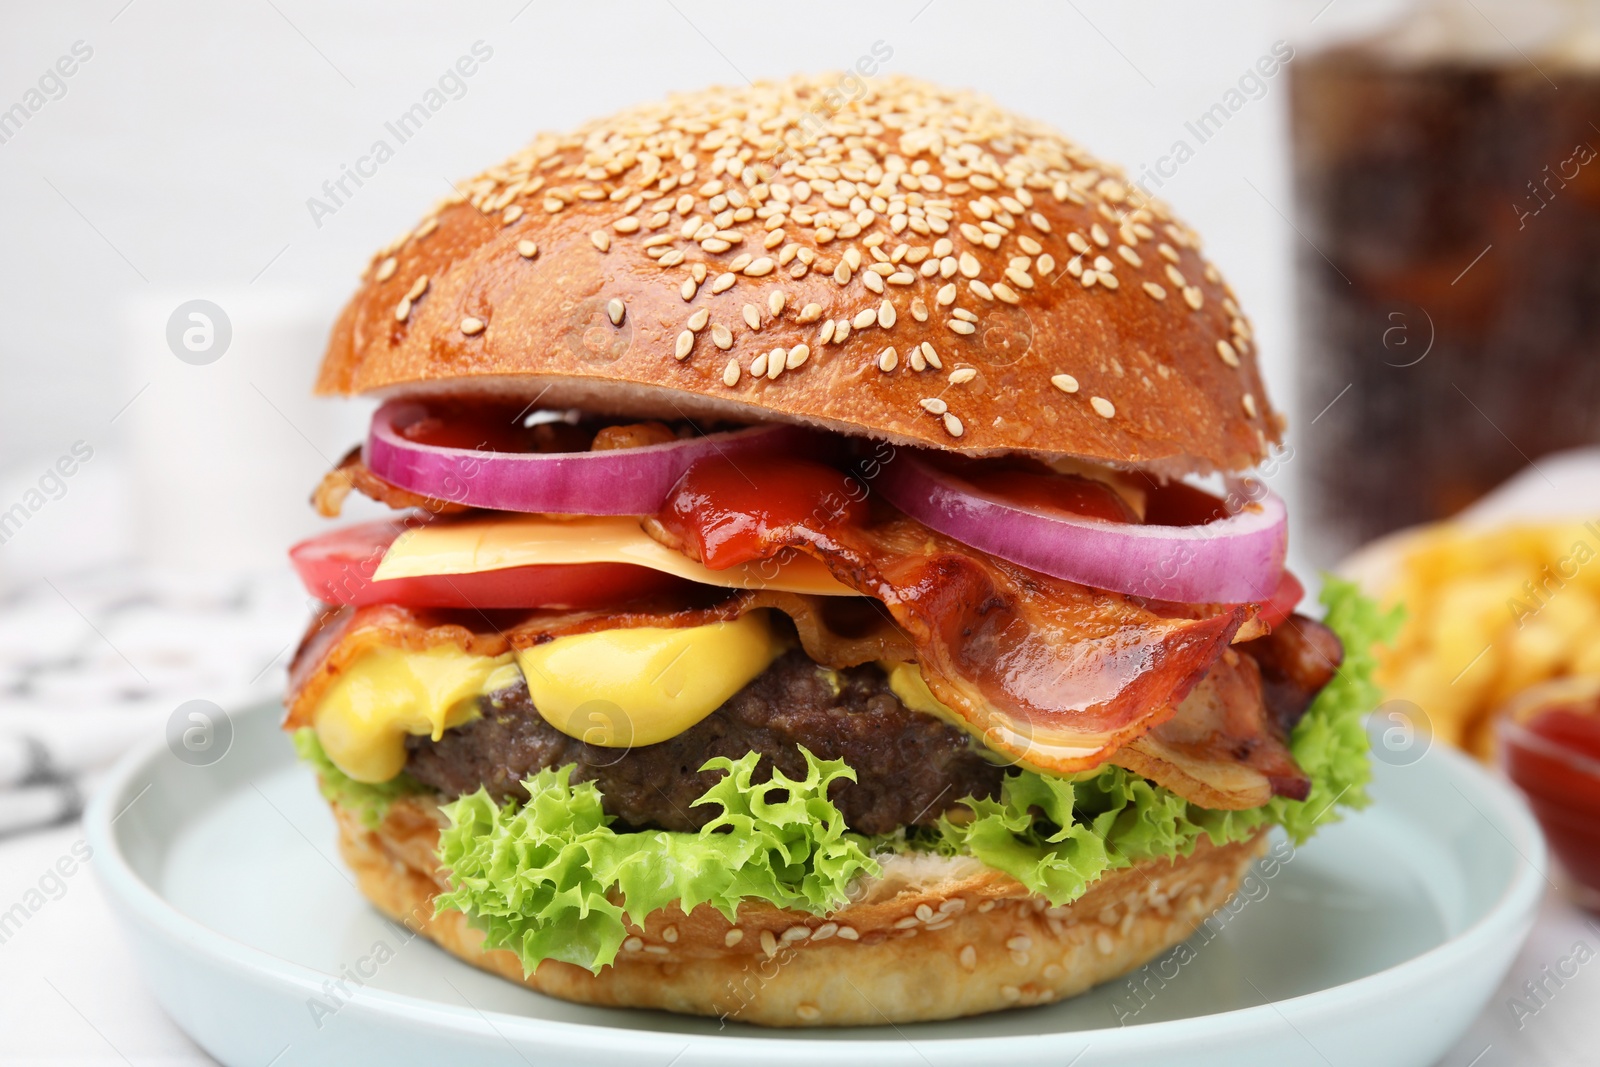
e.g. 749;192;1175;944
88;701;1544;1067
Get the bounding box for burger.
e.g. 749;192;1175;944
284;74;1393;1027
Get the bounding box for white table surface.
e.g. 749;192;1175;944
0;812;1591;1066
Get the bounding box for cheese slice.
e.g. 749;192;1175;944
311;615;784;781
516;612;784;747
373;514;853;597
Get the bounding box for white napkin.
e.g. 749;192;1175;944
0;565;312;837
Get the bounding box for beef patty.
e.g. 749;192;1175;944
404;650;1003;835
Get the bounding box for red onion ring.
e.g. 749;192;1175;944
364;401;810;516
874;452;1288;604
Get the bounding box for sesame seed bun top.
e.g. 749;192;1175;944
316;73;1280;474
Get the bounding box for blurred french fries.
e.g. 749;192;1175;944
1348;520;1600;759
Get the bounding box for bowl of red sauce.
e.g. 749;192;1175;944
1499;676;1600;908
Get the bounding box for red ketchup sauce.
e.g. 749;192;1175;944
1502;695;1600;903
656;455;868;569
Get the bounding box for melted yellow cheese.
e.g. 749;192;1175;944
313;646;519;783
373;514;853;596
516;612;784;747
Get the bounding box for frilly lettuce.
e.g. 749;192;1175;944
432;748;880;974
933;576;1402;904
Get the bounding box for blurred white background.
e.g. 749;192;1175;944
0;0;1408;587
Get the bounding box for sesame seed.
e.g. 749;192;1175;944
1100;272;1120;290
711;272;736;294
1051;373;1079;394
910;297;929;322
948;319;976;335
920;397;948;415
959;944;977;970
375;257;398;282
1166;265;1187;288
782;925;811;942
1243;393;1258;417
933;237;954;257
742;304;761;330
711;323;733;349
915;904;935;922
590;231;611;253
818;319;835;344
1183;286;1204;309
769;291;786;317
836;926;859;940
786;344;809;369
836;319;851;343
1081;270;1098;288
813;922;838;941
958;252;981;278
970;279;994;301
751;352;768;377
1094;255;1113;273
687;308;709;332
1029;211;1052;232
1158;242;1180;263
724;928;744;947
878;299;896;328
542;197;563;214
606;299;625;326
951;307;978;323
405;275;429;301
796;1004;822;1022
675;330;694;360
459;316;485;335
853;308;877;330
623;936;643;952
943;412;965;437
992;282;1020;304
744;257;775;277
760;930;778;957
394;298;411;322
723;360;740;387
879;347;899;372
1067;232;1091;254
1143;281;1167;301
1037;253;1056;276
1090;396;1115;418
662;925;679;943
1118;245;1143;268
862;270;885;294
1018;235;1042;255
680;278;696;301
767;347;784;379
936;282;957;306
950;367;977;385
909;346;927;371
1216;339;1240;367
921;342;942;369
502;205;523;225
1006;935;1033;951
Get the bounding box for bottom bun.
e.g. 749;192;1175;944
333;794;1267;1027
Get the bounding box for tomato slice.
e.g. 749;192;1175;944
1255;571;1305;631
289;520;689;610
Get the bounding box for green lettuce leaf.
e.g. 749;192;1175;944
933;575;1403;905
432;748;880;974
292;728;426;829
